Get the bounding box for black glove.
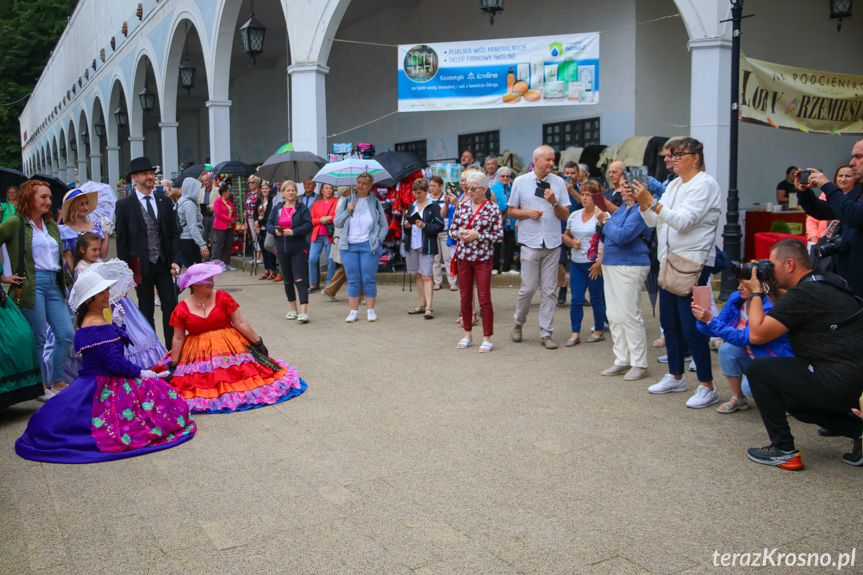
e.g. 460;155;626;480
167;362;178;379
252;338;268;357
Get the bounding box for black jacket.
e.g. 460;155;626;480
266;201;313;251
402;200;445;255
797;183;863;297
254;190;278;230
115;190;180;278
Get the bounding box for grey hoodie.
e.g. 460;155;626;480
178;177;206;249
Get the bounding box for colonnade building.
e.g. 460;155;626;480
19;0;860;207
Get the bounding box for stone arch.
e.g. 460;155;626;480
163;9;211;123
131;47;163;162
131;45;161;137
107;75;130;148
287;0;353;67
671;0;732;42
211;0;245;101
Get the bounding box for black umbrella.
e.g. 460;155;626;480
172;164;206;188
0;166;27;201
375;151;428;187
213;161;256;177
32;173;72;215
256;151;327;183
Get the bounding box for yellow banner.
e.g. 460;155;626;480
739;53;863;135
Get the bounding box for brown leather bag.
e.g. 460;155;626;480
658;250;703;297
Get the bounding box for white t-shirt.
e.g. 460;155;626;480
346;197;373;244
566;209;599;263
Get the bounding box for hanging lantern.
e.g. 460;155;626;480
179;56;196;94
94;121;106;137
114;105;128;127
139;84;156;112
81;130;89;147
480;0;505;25
70;138;77;153
829;0;853;30
239;8;266;64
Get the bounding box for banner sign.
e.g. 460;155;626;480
398;33;600;112
740;53;863;135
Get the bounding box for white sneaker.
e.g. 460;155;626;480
285;311;298;320
36;389;56;402
492;269;500;275
367;309;377;322
345;311;359;323
685;385;719;408
648;373;687;394
688;360;697;372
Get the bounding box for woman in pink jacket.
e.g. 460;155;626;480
212;183;236;269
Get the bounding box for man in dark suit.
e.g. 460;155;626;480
115;156;181;347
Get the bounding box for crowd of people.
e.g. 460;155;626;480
2;137;863;472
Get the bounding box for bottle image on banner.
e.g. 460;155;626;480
507;67;515;93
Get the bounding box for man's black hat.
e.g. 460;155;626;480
129;156;155;174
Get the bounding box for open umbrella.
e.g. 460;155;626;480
256;151;327;183
374;151;428;187
276;142;294;154
79;181;117;224
32;173;72;214
172;164;206;188
0;166;27;201
313;159;392;187
212;161;255;177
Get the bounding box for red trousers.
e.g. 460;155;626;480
457;257;494;337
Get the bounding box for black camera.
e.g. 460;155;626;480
813;235;850;258
731;259;774;282
798;170;811;186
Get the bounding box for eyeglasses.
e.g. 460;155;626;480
498;174;511;178
465;186;485;193
670;152;694;159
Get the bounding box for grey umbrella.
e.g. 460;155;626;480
256;151;327;183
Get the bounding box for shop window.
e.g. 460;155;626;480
543;118;601;160
458;131;500;165
395;139;427;160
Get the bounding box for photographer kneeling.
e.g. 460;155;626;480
743;239;863;470
794;139;863;295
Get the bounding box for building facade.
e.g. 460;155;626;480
19;0;861;209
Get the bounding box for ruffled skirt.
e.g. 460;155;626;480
117;296;168;369
162;326;306;414
0;298;42;408
15;373;196;464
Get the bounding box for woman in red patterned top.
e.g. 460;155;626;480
448;171;504;352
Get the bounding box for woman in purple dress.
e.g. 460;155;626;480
15;271;195;464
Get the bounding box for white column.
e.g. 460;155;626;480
688;37;731;196
129;136;145;159
67;163;77;185
77;153;88;184
159;122;179;179
206;100;231;165
90;153;103;183
106;146;121;186
287;64;329;156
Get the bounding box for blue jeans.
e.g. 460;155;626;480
569;260;606;334
719;341;752;397
658;270;713;382
309;235;335;287
20;271;75;386
342;241;380;298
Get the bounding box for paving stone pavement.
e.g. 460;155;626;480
1;268;861;574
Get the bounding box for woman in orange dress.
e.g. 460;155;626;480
165;261;307;413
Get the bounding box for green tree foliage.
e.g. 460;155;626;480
0;0;79;170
